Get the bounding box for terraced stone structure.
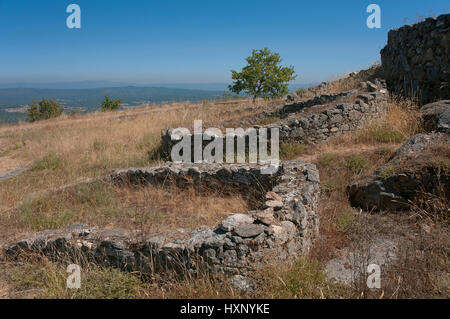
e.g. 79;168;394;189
161;85;388;159
2;160;320;275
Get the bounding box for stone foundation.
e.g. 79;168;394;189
2;160;320;275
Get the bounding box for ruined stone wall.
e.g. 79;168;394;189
270;90;388;144
2;161;320;275
161;87;388;159
381;14;450;104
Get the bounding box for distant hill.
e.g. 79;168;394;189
0;86;224;123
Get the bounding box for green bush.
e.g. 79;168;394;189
101;96;121;112
28;98;64;122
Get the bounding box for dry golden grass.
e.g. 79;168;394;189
295;96;421;165
0;97;285;213
310;96;423;151
0;182;250;241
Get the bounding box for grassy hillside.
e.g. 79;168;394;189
0;69;447;299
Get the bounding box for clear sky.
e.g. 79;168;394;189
0;0;447;84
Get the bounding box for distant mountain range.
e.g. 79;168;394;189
0;81;230;91
0;81;317;91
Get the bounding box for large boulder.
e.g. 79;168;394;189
348;133;449;211
422;100;450;134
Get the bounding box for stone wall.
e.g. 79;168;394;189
2;160;320;275
161;86;388;160
268;89;388;144
381;14;450;104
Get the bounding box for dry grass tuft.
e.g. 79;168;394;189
253;258;349;299
331;96;423;147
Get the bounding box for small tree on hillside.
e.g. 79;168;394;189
229;48;296;103
28;98;64;122
101;95;121;111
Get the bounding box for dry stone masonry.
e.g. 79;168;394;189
267;89;388;144
381;14;450;104
161;85;388;160
2;160;320;275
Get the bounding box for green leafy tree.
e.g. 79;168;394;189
101;96;121;112
28;98;64;122
229;48;296;103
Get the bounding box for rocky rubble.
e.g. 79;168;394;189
1;160;320;275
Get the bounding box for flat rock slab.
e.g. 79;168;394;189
233;224;265;238
326;238;397;285
219;214;254;232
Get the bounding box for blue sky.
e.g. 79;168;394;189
0;0;447;85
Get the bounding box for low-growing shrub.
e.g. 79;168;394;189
378;164;397;179
31;152;63;171
372;128;406;143
320;177;343;193
92;139;107;151
101;96;121;112
16;201;74;231
5;260;144;299
256;257;348;298
335;209;357;234
344;155;369;174
280;142;307;160
28;98;64;122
